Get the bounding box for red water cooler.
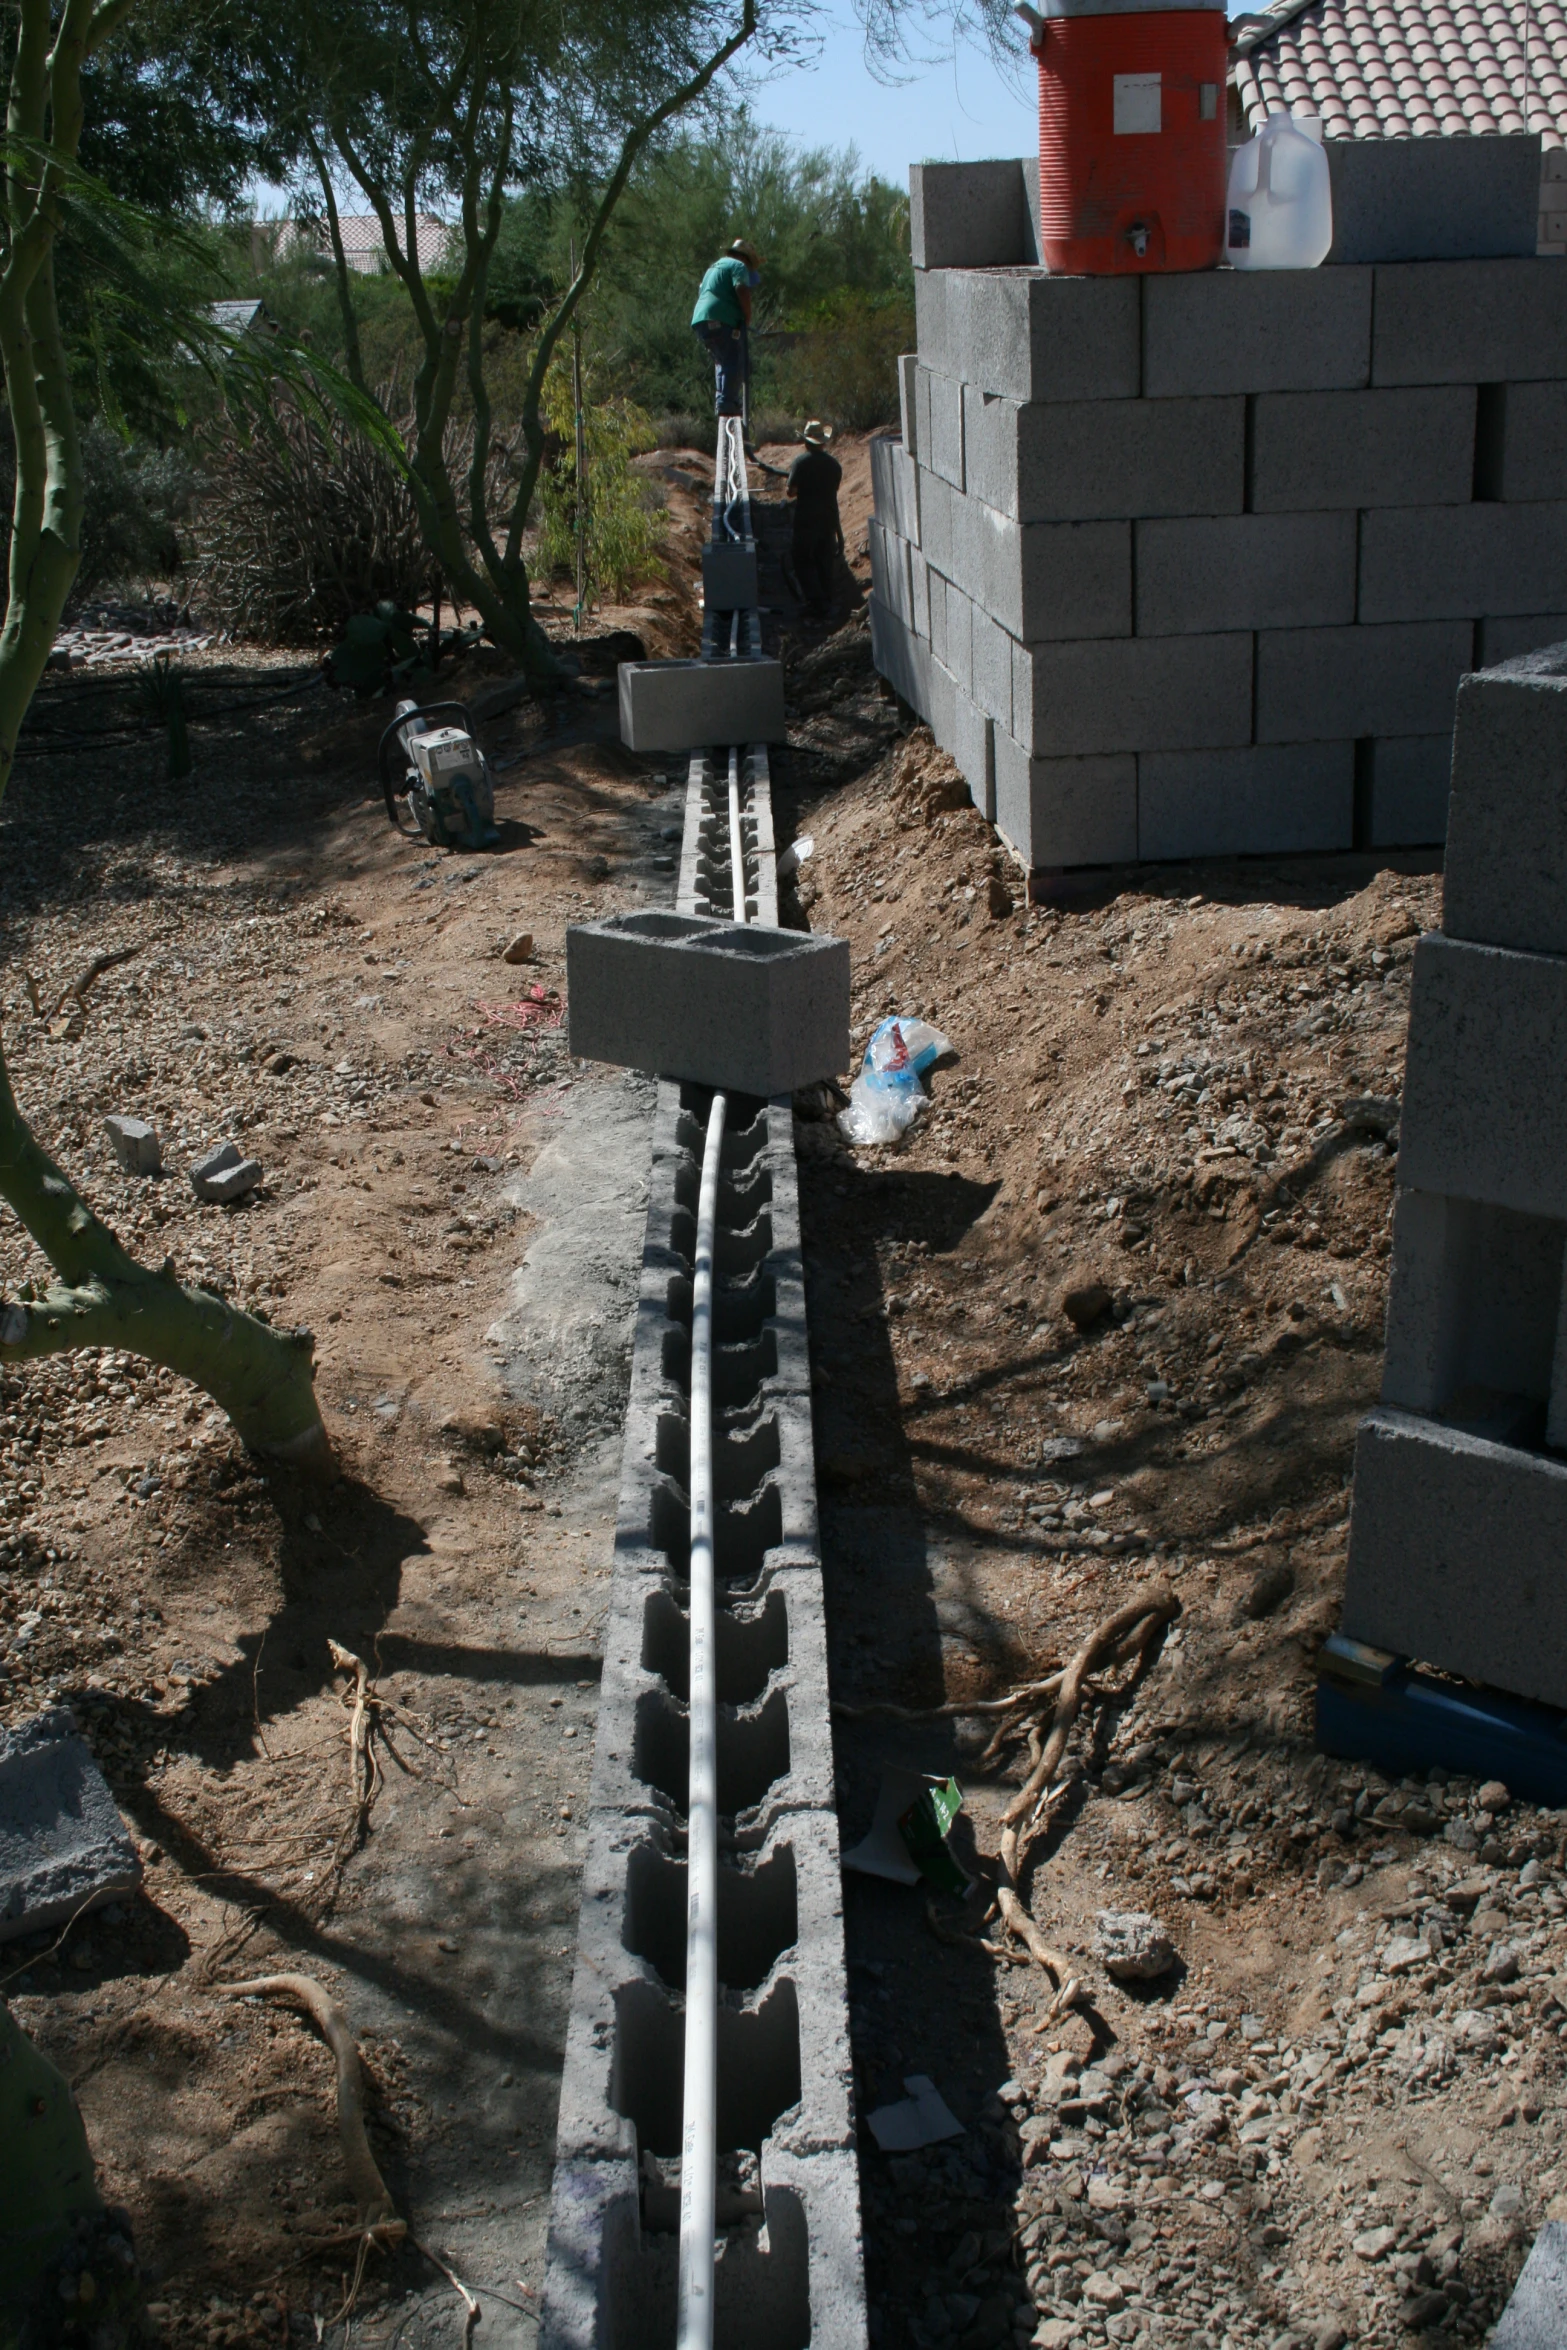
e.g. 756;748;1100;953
1027;0;1229;274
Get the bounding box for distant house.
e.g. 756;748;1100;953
1229;0;1567;251
252;213;455;277
206;297;279;340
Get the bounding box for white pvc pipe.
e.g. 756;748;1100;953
677;1087;728;2350
727;747;746;927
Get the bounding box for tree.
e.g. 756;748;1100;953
267;0;785;685
0;0;330;1466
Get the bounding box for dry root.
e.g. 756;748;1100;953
327;1638;383;1833
222;1972;403;2242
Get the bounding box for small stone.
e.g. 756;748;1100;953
190;1141;262;1204
103;1114;161;1176
1483;1943;1520;1985
0;1708;142;1936
1313;2330;1348;2350
1063;1283;1113;1331
1033;2324;1076;2350
502;931;534;965
1489;2181;1525;2218
1081;2274;1124;2312
1094;1908;1176;1981
1478;1780;1511;1812
1240;1560;1295;1620
1353;2226;1397;2260
987;876;1014;920
1518;1857;1542;1887
1399;2290;1450;2332
1381;1935;1428;1974
436;1465;465;1495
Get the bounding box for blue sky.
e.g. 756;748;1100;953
738;1;1037;183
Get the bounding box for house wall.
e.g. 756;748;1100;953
872;156;1567;872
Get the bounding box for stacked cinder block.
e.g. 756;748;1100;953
868;152;1567;872
1341;644;1567;1711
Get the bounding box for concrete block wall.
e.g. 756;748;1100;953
870;175;1567;870
1341;645;1567;1713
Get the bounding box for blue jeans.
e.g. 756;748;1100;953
694;322;746;416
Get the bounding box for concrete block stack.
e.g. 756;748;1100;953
1340;644;1567;1711
868;151;1567;873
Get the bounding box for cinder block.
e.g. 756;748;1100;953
1135;512;1355;635
1381;1186;1566;1417
909;160;1032;270
1324;132;1541;264
1255;621;1472;744
928;573;948;668
868;520;914;631
928;370;964;491
870;434;919;544
1343;1407;1567;1710
1444;645;1567;955
1359;502;1567;623
909;544;931;640
1364;736;1451;846
1136;743;1353;862
1013;516;1131;644
868;596;931;721
0;1708;142;1939
1371;257;1567;386
994;736;1137;869
702;540;758;612
945;488;983;604
1249;387;1476;513
1399;931;1567;1223
944;269;1140;404
914;272;949;379
1475;613;1567;667
566;911;849;1097
619;658;786;753
943;579;974;696
1013;633;1252;759
917;464;952;578
898;353;918;458
1483;380;1567;501
1003;397;1245;524
1143;269;1371;397
103;1113;161;1175
971;604;1014;731
953;689;996;821
927;653;958;758
915;361;934;466
1492;2221;1567;2350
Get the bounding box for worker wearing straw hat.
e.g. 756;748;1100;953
691;238;761;418
787;420;843;624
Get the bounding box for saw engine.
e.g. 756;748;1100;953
378;699;499;852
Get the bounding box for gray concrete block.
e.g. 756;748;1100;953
960;414;1132;638
1359;501;1567;623
869;595;931;720
1365;735;1451;847
619;658;786;753
917;464;952;578
868;520;913;631
103;1114;161;1176
898;352;918;458
914;272;949;380
1380;1186;1566;1417
1250;387;1477;513
943;578;974;697
1255;621;1472;743
953;688;995;822
1371;257;1567;386
1476;613;1567;667
994;734;1137;869
1007;396;1245;525
1489;380;1567;501
1136;743;1353;862
944;487;983;605
928;369;964;492
1492;2221;1567;2350
910;159;1032;270
1342;1407;1567;1711
928;573;948;669
926;654;958;760
1013;633;1253;759
971;604;1014;731
1135;512;1356;635
1324;131;1541;264
702;540;758;612
190;1140;262;1204
945;269;1141;404
869;434;919;543
1444;645;1567;954
914;360;934;468
0;1707;141;1940
566;911;849;1097
909;545;931;641
1143;269;1372;397
1399;931;1567;1222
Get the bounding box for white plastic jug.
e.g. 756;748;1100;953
1226;112;1333;269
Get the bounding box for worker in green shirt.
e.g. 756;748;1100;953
691;238;761;417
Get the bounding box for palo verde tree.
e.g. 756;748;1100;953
0;5;332;1465
266;0;788;685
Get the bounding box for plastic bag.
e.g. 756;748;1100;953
837;1015;954;1146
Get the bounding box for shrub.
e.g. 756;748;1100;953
775;289;914;433
532;358;665;605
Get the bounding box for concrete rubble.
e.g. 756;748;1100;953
188;1139;262;1205
0;1706;142;1940
102;1114;161;1176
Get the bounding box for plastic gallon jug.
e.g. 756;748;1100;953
1027;0;1229;275
1226;112;1332;268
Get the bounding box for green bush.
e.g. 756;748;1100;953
533;359;665;604
775;289;914;432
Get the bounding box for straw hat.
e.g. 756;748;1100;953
728;238;761;267
802;419;834;447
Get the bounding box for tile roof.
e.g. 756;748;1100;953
1230;0;1567;148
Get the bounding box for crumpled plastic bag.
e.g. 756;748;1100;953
837;1015;954;1146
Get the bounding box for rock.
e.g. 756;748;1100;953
1313;2330;1348;2350
102;1113;161;1175
1452;2009;1502;2057
1080;2274;1124;2311
1479;1779;1512;1812
1094;1909;1176;1981
1063;1283;1113;1331
1353;2226;1397;2260
264;1049;296;1075
1088;2178;1129;2210
1382;1935;1428;1974
1240;1559;1294;1619
1490;2182;1525;2218
986;875;1014;920
1033;2324;1075;2350
502;930;535;965
0;1707;142;1938
189;1140;262;1204
1400;2290;1451;2331
1483;1943;1521;1985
